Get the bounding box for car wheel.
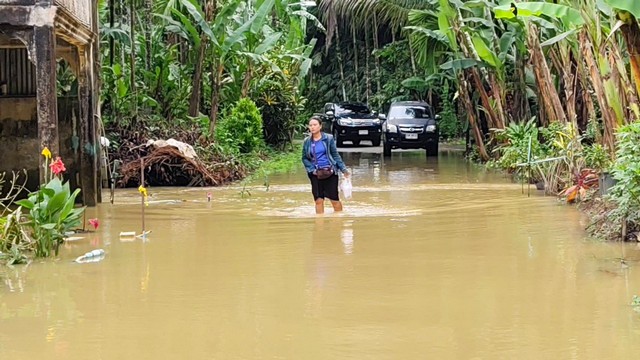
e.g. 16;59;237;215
426;142;438;157
333;128;344;147
372;138;381;147
383;142;392;157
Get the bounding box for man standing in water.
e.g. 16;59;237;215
302;116;350;214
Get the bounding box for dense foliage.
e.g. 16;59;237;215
98;0;318;156
609;123;640;237
216;98;265;154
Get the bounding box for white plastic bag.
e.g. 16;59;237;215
340;177;352;199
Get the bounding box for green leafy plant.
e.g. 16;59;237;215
609;122;640;239
216;98;265;154
437;82;463;140
583;143;612;172
15;149;85;257
0;208;29;264
254;73;306;151
239;181;252;198
536;122;585;195
493;118;541;177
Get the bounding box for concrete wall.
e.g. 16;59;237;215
0;96;80;195
0;96;39;192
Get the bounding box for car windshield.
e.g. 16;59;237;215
336;104;370;115
388;105;431;119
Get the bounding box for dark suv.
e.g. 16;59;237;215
323;102;382;147
380;101;440;157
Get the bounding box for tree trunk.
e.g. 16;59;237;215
452;19;500;130
241;63;252;98
373;13;381;107
188;0;216;117
335;27;347;101
549;47;577;125
456;9;505;130
188;43;207;116
408;33;417;76
615;18;640;122
144;0;152;71
120;0;125;68
579;30;616;151
512;51;530;122
208;60;224;137
459;72;489;161
352;25;359;101
488;72;506;128
109;0;115;66
620;13;640;97
108;0;115;124
575;49;600;140
527;23;567;125
129;0;137;123
365;19;371;104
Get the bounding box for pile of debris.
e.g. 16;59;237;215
117;138;245;187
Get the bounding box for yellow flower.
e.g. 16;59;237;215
138;185;149;206
41;147;51;159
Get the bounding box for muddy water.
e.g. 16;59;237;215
3;149;640;359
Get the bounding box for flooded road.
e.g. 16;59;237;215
3;148;640;359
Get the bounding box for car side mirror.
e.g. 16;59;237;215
326;110;334;117
435;114;441;120
378;114;386;120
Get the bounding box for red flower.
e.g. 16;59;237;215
88;218;99;230
49;157;66;175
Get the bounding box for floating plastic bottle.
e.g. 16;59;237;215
74;249;106;263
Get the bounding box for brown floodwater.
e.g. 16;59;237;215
3;148;640;359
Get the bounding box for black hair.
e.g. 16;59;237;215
309;116;323;124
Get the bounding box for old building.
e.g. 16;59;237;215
0;0;101;205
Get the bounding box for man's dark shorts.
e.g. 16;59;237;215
308;173;340;201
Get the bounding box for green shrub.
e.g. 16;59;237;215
254;74;306;150
17;177;84;258
437;82;463;140
216;98;265;154
583;143;612;172
609;122;640;237
493;118;542;176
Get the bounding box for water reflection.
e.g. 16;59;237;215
341;222;355;255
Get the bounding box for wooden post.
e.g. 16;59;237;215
92;0;103;204
78;47;97;206
140;158;145;234
34;19;58;184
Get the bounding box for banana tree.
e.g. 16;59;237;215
157;0;220;117
602;0;640;99
495;2;580;125
235;0;280;97
403;1;491;160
